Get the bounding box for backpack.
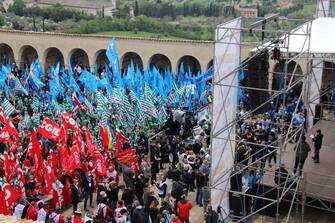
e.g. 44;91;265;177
97;205;105;219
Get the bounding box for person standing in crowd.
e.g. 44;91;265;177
107;181;119;210
195;169;207;207
293;135;311;177
83;171;94;211
70;178;80;214
37;201;47;222
122;161;135;190
131;200;147;223
13;199;25;218
177;194;193;223
312;129;323;163
156;175;168;203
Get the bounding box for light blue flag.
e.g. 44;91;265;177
106;37;121;83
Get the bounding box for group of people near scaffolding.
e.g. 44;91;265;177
0;38;215;223
233;78;324;202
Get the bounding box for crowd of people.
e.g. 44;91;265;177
0;50;214;223
233;76;326;197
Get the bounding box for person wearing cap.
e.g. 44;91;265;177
176;195;192;223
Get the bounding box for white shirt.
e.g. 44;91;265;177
37;208;47;222
13;204;25;218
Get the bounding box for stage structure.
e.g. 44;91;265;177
210;15;314;222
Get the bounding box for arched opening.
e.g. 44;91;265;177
148;54;171;73
177;55;201;76
0;43;15;65
273;61;303;96
95;49;108;69
207;59;213;70
19;45;38;68
121;52;143;74
69;48;90;69
44;47;64;71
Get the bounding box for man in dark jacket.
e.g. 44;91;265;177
83;171;94;210
195;170;207;206
70;178;80;214
131;200;148;223
293;135;311;177
312;129;323;163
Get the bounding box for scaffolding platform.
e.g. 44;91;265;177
260;120;335;212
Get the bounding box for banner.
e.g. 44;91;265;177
116;149;138;174
211;17;241;217
38;118;61;141
95;153;106;176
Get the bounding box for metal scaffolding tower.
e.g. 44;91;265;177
210;15;313;223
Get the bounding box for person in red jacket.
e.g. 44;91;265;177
27;201;38;221
172;214;182;223
177;195;192;223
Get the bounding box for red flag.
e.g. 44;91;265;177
38;118;61;141
17;167;26;197
0;191;11;215
0;107;6;123
95;153;106;176
115;129;129;153
28;130;43;170
99;125;109;149
116;149;139;174
4;118;19;141
3;151;12;183
68;142;81;172
45;159;57;194
116;130;129;141
2;184;20;209
73;129;85;155
60;125;68;148
58;144;70;171
62;112;80;132
84;126;98;154
0;127;12;145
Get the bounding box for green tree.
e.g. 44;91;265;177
134;0;139;17
8;0;26;16
0;15;4;27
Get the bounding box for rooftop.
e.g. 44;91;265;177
25;0;116;9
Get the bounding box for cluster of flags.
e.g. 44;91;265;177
0;37;214;214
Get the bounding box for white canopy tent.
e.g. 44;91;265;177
252;17;335;54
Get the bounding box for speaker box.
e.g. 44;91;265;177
246;50;271;114
229;192;249;218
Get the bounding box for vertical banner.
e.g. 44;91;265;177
210;17;241;218
308;59;323;128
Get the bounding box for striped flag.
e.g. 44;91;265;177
31;97;41;111
84;98;94;115
1;98;15;117
14;77;28;95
